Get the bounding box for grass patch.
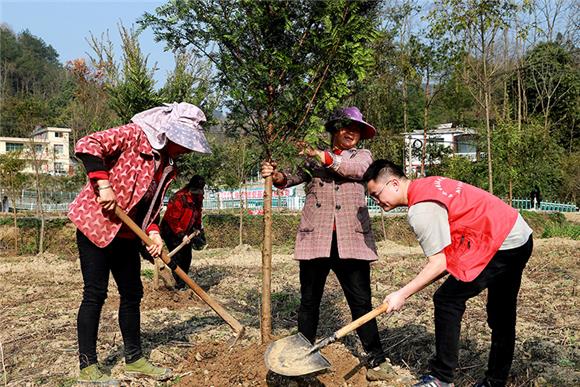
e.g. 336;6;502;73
141;268;154;280
542;222;580;239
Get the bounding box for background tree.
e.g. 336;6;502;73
26;137;47;254
0;26;70;137
0;152;26;252
88;24;159;122
429;0;520;193
409;35;451;176
142;0;381;341
64;58;118;149
160;51;222;115
522;41;579;149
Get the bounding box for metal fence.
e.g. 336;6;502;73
0;188;577;214
511;198;578;212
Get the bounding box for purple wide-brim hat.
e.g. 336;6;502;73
324;106;376;140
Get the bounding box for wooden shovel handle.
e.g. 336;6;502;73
168;230;200;258
335;302;389;339
114;206;244;334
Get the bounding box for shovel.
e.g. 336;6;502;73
168;230;201;258
154;230;200;282
265;302;389;376
114;206;245;344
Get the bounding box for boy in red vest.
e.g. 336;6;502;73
363;160;533;387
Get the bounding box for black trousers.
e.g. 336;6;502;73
163;234;193;289
298;233;385;366
430;236;533;385
76;230;144;369
162;229;206;289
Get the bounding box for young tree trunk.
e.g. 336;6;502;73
482;45;494;193
486;103;493;195
517;67;522;131
543;99;551;132
508;177;513;206
421;70;430;177
35;179;45;253
238;140;246;246
239;182;244;246
407;135;413;176
380;209;387;241
12;199;18;253
261;174;273;343
402;77;409;134
31;147;45;254
502;28;509;121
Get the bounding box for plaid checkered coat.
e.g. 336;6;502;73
282;148;378;261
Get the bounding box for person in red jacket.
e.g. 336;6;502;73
363;160;533;387
160;174;206;289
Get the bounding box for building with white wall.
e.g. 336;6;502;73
403;123;477;175
0;127;72;175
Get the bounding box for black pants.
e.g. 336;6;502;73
298;233;385;366
163;234;193;289
76;230;144;369
430;236;533;385
162;230;206;289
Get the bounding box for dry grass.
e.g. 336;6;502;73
0;238;577;386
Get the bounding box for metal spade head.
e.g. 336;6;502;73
264;332;331;376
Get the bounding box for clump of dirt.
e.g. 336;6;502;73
178;339;386;386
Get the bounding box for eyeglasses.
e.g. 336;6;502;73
370;179;394;203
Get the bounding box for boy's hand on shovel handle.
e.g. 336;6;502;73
383;290;406;313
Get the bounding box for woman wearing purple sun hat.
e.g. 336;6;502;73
261;106;393;381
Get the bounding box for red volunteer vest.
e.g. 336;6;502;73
407;177;518;282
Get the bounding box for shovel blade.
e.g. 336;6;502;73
264;332;331;376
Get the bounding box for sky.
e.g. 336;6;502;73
0;0;175;85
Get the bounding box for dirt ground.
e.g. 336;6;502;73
0;237;578;386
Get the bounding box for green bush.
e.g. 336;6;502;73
1;210;577;257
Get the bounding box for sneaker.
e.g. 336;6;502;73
124;357;172;381
366;359;396;381
413;374;455;387
77;364;120;386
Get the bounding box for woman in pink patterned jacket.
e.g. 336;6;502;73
68;102;211;384
261;107;392;381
